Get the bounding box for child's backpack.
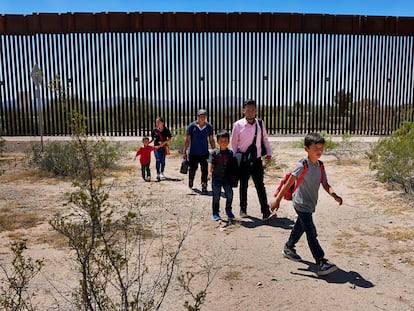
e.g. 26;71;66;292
274;159;325;200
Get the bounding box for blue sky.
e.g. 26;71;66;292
0;0;414;17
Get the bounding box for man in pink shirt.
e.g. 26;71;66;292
231;99;273;219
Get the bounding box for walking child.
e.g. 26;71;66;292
133;137;159;182
207;131;235;221
270;132;343;276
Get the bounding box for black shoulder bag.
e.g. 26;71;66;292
242;123;258;167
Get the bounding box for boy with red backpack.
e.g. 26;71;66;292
270;133;343;276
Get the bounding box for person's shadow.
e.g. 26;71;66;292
291;260;374;288
162;176;182;182
239;215;295;230
191;188;212;196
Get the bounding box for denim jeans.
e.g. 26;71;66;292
211;179;233;215
239;158;269;215
154;148;166;175
286;210;325;262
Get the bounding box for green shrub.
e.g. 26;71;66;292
0;240;44;310
169;127;186;154
26;139;124;177
369;121;414;194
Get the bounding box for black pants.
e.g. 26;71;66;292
188;153;209;188
239;158;269;216
141;163;150;180
286;210;325;263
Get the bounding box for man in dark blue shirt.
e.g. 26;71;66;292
183;109;216;193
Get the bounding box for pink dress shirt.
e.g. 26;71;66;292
231;118;272;157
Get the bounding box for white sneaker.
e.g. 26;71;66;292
160;172;165;179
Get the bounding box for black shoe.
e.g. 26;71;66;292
317;259;337;276
201;187;208;194
263;212;277;221
262;211;271;219
262;205;272;220
282;245;302;262
226;210;235;220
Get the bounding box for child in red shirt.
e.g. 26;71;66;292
134;137;158;181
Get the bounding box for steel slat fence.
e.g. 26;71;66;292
0;13;414;137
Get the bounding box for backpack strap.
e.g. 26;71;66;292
157;129;164;141
292;159;308;193
318;160;325;183
292;159;325;193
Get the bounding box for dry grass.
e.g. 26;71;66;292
383;228;414;241
0;167;59;184
346;224;414;269
33;231;69;249
383;199;413;216
332;231;370;255
354;224;414;241
0;206;42;232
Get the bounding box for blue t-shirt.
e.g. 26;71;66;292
186;121;214;155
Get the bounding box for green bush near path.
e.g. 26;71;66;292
369;121;414;195
25;139;125;177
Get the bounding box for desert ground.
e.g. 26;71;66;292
0;137;413;311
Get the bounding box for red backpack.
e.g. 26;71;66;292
274;159;325;200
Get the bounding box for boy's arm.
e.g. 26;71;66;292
208;134;216;149
133;148;140;160
322;181;343;205
207;162;213;180
270;174;296;211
